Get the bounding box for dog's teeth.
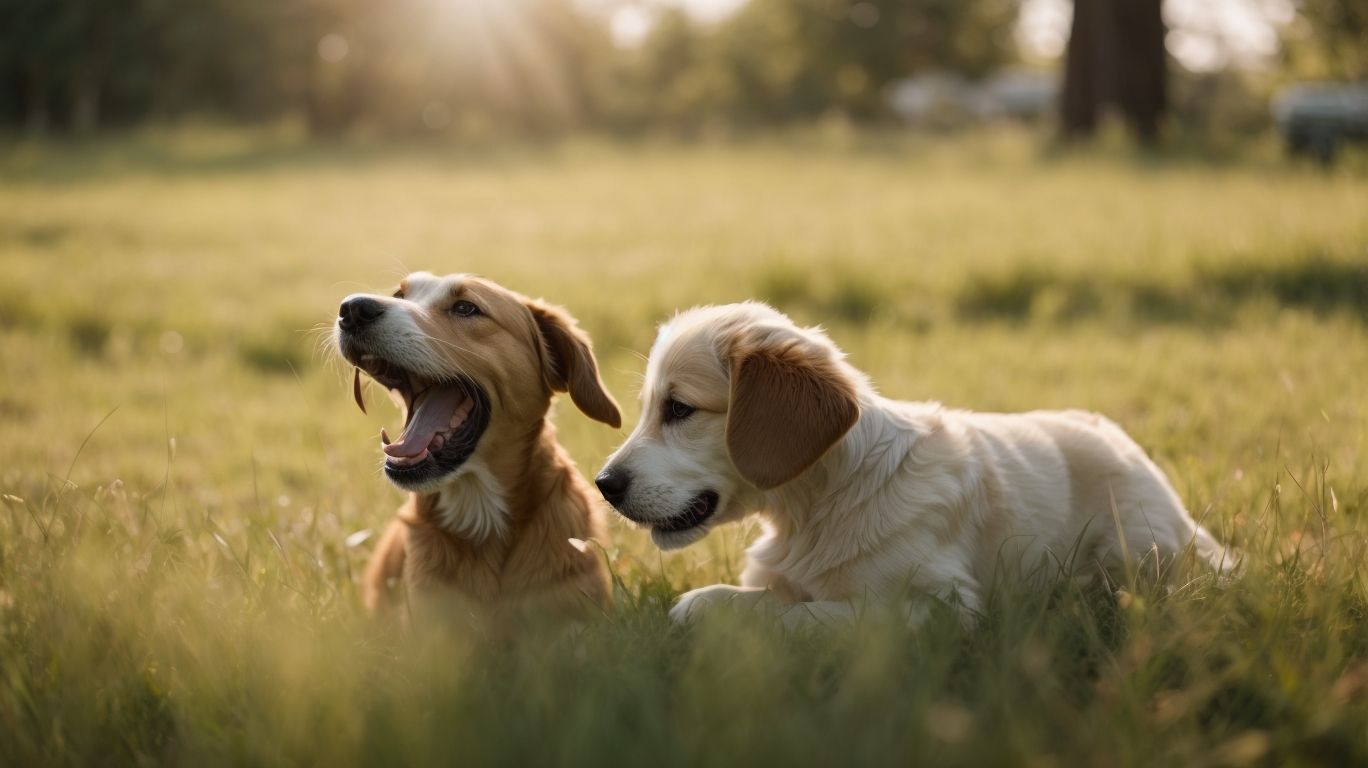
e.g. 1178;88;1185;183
352;368;367;414
449;396;474;429
380;427;391;446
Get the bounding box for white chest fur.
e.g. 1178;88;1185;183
434;460;509;542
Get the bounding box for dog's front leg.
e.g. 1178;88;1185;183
669;584;776;624
362;518;408;615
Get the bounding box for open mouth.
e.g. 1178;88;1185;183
349;354;490;487
652;491;719;534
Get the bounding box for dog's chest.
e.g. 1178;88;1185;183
745;488;968;601
433;463;509;541
405;526;508;603
401;464;512;603
743;519;871;600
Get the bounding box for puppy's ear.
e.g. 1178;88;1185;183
527;300;622;428
726;331;859;490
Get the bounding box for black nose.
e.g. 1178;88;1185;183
338;297;385;331
595;467;631;508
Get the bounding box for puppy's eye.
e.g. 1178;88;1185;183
663;398;695;424
451;300;480;317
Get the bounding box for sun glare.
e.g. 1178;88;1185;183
420;0;577;120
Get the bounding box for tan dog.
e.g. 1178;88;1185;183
335;272;620;623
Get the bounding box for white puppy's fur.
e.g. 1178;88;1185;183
599;303;1233;627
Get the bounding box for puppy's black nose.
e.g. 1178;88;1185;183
339;297;385;331
595;467;631;508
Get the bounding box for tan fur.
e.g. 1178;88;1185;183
361;519;408;613
342;273;618;627
726;337;860;490
370;427;611;624
528;300;622;429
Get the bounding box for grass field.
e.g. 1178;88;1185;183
1;129;1366;766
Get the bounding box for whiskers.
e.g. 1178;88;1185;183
383;257;413;283
302;321;352;384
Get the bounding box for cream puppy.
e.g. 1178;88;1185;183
595;302;1233;627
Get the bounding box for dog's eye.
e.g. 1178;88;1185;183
663;398;696;424
451;300;480;317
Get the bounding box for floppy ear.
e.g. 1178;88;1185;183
726;332;859;490
527;300;622;428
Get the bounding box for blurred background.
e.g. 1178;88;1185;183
1;0;1364;155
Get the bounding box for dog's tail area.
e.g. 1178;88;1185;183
1192;523;1242;576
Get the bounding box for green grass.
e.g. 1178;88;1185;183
1;128;1366;766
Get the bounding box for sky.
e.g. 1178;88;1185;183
611;0;1297;72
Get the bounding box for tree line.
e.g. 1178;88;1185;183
1;0;1362;139
0;0;1016;136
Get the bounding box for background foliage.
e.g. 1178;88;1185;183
2;0;1360;138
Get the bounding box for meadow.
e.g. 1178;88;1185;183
1;128;1366;766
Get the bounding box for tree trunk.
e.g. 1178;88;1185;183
24;65;50;136
1116;0;1166;144
72;72;100;134
1060;0;1099;137
1060;0;1167;143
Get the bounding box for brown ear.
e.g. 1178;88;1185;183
726;337;859;490
527;300;622;428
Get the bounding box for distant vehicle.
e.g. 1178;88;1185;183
887;70;1057;126
1272;83;1368;163
974;71;1059;121
887;73;976;125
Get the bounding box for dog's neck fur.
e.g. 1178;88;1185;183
393;409;609;617
746;390;973;597
418;414;568;543
432;463;509;542
766;389;926;516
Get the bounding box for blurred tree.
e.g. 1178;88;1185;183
1060;0;1167;144
1283;0;1367;79
639;10;727;129
0;0;285;133
685;0;1018;126
0;0;139;133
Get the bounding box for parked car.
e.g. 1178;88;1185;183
1272;83;1368;163
887;70;1058;127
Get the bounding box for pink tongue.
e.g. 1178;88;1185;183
383;384;468;459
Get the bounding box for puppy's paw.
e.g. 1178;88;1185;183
669;584;769;625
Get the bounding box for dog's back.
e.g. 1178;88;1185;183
958;408;1233;581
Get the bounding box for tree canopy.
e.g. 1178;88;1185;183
0;0;1019;135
